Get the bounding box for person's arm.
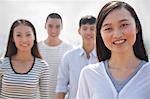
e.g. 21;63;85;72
56;53;70;99
55;92;66;99
39;60;50;99
76;67;90;99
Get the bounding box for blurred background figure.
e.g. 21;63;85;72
0;0;149;58
38;13;72;99
0;19;50;98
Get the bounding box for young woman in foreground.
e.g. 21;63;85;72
77;1;150;99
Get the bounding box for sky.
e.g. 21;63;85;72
0;0;150;56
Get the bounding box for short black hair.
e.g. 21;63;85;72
79;15;96;27
46;13;62;23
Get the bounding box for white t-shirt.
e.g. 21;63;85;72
38;41;72;98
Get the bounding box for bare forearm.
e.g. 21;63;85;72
56;92;66;99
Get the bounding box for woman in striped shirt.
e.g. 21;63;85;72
0;19;50;98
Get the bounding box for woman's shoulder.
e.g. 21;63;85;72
0;57;9;63
143;61;150;69
81;61;105;75
35;58;49;67
85;61;104;69
0;57;10;68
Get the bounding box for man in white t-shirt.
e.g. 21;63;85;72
38;13;72;99
56;15;98;99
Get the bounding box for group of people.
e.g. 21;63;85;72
0;0;150;99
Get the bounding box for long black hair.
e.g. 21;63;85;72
5;19;42;59
96;1;148;62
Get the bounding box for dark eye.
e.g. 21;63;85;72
48;25;52;28
16;34;21;37
56;25;60;28
26;33;31;36
90;28;95;31
104;27;113;32
83;28;88;31
120;23;129;28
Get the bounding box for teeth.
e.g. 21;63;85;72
87;36;93;39
114;39;125;44
87;36;91;39
21;44;28;47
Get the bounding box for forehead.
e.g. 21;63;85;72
46;18;62;25
103;7;133;24
14;24;32;31
13;24;33;33
80;24;96;28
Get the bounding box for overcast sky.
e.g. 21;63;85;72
0;0;150;56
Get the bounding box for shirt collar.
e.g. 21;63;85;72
79;47;97;57
79;47;85;56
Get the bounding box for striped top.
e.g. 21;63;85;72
0;57;50;99
38;41;72;98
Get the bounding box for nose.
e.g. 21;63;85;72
51;28;57;33
87;29;94;35
22;36;28;42
113;29;123;38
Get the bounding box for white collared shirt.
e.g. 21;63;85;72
56;47;98;99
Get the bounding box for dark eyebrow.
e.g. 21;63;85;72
15;31;31;34
15;32;21;34
102;19;129;28
26;31;32;34
48;24;52;26
119;19;129;23
102;23;111;28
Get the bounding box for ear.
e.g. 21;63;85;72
44;23;47;29
78;28;81;35
61;23;63;30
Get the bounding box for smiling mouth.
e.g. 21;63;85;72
86;35;94;39
113;39;126;45
21;44;29;47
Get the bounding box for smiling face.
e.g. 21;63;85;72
78;24;96;45
100;7;137;53
13;24;35;53
45;18;62;38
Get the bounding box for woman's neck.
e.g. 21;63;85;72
109;50;141;69
12;52;33;61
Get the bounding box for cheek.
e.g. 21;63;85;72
57;29;61;33
30;37;35;43
101;33;112;47
13;37;20;44
47;28;52;32
13;39;20;48
124;28;137;44
126;32;136;45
